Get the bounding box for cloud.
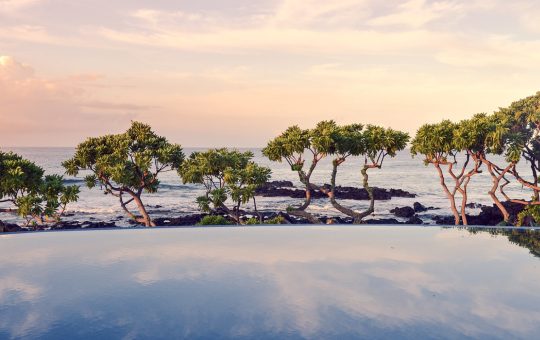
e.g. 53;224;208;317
0;0;40;14
0;56;141;146
367;0;463;28
80;101;157;111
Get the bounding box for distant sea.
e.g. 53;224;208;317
0;147;535;225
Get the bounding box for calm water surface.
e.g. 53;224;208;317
1;226;540;339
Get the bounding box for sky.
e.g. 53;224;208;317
1;0;540;147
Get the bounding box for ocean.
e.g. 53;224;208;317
0;147;535;225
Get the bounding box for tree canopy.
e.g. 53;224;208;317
63;121;184;226
0;151;79;226
179;148;271;224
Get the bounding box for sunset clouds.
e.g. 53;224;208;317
1;0;540;146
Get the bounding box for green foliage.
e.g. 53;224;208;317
63;121;184;226
411;120;457;164
63;121;184;194
197;215;232;225
262;126;310;171
517;205;540;226
244;217;260;225
265;215;286;225
332;123;365;156
0;151;44;199
179;148;271;219
244;215;286;225
362;125;409;162
0;151;79;225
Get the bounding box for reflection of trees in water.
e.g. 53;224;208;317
467;228;540;258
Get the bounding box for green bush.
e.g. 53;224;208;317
244;217;260;225
0;151;79;227
517;206;540;226
265;215;286;225
197;215;232;225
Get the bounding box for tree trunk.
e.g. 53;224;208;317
219;203;241;225
132;194;155;227
460;176;470;225
120;192;155;227
328;162;374;224
289;172;322;224
253;197;263;224
435;163;460;225
482;159;510;223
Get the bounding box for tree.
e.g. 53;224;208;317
262;125;326;224
178;148;271;224
412;112;518;225
63;121;184;227
501;92;540;203
411;120;463;224
0;151;79;227
451;114;495;224
463;112;514;223
327;124;409;223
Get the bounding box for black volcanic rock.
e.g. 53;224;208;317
256;183;415;201
364;218;401;225
54;220;117;230
154;214;207;226
390;206;415;218
433;215;455;225
413;202;428;212
467;202;524;226
406;215;424;225
0;220;22;232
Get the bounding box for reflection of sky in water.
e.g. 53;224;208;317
1;226;540;339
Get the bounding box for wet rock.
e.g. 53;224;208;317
0;220;22;232
54;220;117;229
256;184;415;201
83;221;117;229
390;206;415;218
465;202;488;209
413;202;428;212
267;180;294;187
364;218;401;225
433;215;455;225
154;214;207;226
467;202;524;226
406;215;424;225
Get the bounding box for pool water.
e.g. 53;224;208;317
1;226;540;339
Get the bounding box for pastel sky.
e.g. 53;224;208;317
1;0;540;147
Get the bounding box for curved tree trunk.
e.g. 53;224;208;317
481;159;510;223
434;163;460;225
120;192;156;227
217;203;241;225
289;169;322;224
328;161;374;224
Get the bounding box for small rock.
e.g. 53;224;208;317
390;206;415;218
413;202;428;212
406;214;424;225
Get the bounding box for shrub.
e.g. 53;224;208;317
197;215;232;226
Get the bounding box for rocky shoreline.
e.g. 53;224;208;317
0;201;527;233
255;181;416;200
0;182;529;233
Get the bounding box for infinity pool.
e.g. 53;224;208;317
1;226;540;339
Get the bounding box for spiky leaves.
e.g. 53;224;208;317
0;151;79;227
179;149;271;224
63;121;184;226
327;123;408;223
